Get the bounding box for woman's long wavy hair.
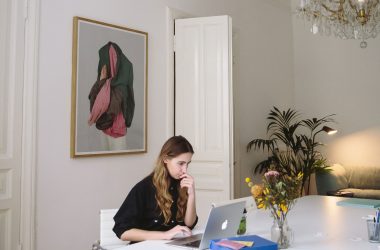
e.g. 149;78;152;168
152;135;194;225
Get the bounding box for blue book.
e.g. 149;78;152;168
336;198;380;209
210;234;278;250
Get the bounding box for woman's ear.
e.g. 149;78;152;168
163;155;169;164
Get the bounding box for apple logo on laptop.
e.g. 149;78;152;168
221;219;228;230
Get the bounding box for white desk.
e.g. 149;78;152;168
114;195;380;250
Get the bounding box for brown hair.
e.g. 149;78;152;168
152;135;194;224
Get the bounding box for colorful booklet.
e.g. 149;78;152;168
336;198;380;208
210;234;277;250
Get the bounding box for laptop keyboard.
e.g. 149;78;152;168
184;239;201;247
166;233;203;248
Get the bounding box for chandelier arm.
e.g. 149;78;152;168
321;2;344;15
321;2;349;23
348;0;355;10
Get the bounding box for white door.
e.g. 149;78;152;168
0;0;25;249
174;15;233;227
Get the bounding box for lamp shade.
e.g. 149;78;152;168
322;126;337;135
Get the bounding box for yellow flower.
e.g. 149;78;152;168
280;203;288;212
251;185;263;198
244;172;300;215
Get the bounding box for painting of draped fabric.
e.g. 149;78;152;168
71;17;147;157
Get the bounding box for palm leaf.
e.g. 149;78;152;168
246;106;335;195
246;138;277;153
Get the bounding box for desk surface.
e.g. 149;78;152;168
114;195;380;250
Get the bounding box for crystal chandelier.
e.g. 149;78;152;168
296;0;380;48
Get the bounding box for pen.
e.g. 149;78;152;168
375;210;380;240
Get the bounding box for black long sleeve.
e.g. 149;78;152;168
113;175;198;241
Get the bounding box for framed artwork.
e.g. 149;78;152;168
70;17;148;157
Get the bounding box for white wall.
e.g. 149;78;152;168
291;1;380;192
229;1;294;197
37;1;168;249
37;0;293;249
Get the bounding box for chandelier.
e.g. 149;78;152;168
296;0;380;48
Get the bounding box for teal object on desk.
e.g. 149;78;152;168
336;198;380;208
209;234;277;250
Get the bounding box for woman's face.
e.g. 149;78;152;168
164;152;193;180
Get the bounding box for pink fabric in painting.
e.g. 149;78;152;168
109;45;118;77
104;45;127;138
103;112;126;138
87;79;111;126
88;45;118;126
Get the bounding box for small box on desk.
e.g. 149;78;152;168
210;234;277;250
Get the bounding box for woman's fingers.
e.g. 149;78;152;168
179;174;195;195
180;175;193;184
181;178;194;187
167;225;191;239
178;226;191;235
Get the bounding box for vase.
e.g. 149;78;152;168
271;218;294;249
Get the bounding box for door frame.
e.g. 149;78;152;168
20;0;39;249
165;7;192;138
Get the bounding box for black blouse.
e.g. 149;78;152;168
113;174;198;240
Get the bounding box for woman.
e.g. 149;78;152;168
113;135;198;243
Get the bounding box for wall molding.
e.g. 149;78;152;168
20;0;39;249
165;7;175;138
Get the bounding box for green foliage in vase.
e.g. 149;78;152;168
246;107;335;196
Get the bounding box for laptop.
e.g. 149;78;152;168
166;200;246;249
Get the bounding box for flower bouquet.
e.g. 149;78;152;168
245;170;303;249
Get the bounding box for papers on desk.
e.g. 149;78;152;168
210;235;277;250
336;198;380;209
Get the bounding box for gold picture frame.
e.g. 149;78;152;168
70;17;148;157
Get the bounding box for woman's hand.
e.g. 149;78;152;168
180;173;197;228
180;173;195;196
164;225;192;240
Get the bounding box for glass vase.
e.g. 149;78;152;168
271;218;294;249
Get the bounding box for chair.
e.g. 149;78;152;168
92;209;129;250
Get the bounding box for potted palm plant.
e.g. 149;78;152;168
247;107;336;196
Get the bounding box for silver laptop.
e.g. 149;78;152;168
166;200;246;249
